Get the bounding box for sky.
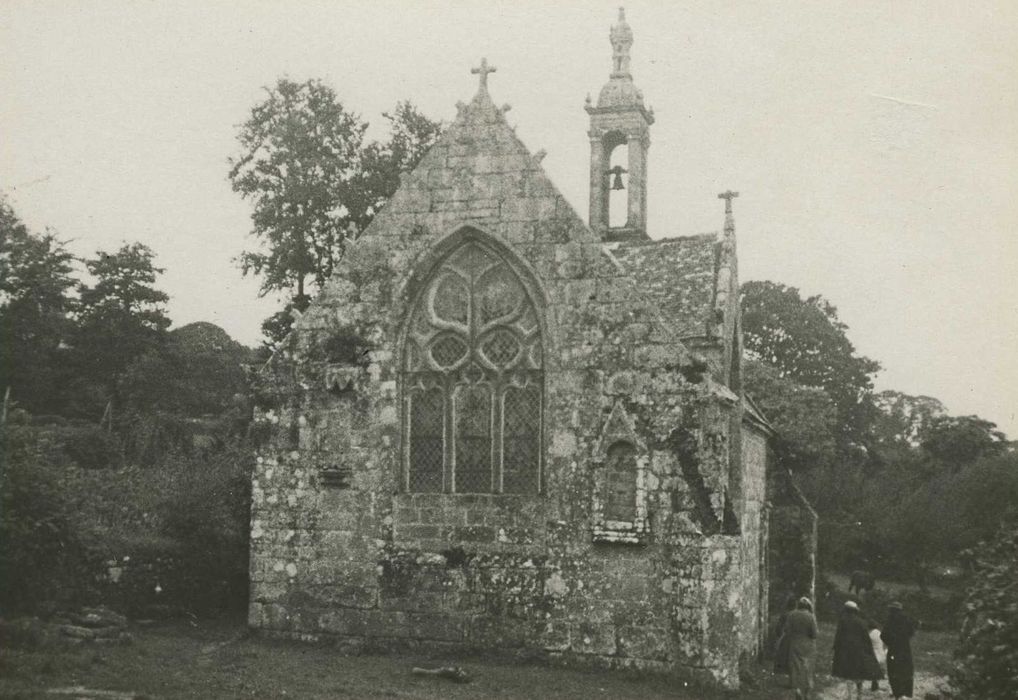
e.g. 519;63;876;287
1;1;1016;436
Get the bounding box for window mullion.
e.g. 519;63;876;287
493;383;504;493
445;375;455;493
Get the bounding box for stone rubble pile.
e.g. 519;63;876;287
52;606;132;644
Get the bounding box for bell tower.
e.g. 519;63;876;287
586;7;654;242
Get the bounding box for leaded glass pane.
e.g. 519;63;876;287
605;442;638;521
480;329;520;367
455;385;492;493
432;273;469;326
502;386;540;494
477;267;523;326
431;335;468;368
409;389;444;492
450;243;494;275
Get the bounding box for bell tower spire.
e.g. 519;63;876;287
610;7;634;77
586;7;653;242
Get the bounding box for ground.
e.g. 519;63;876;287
0;617;956;699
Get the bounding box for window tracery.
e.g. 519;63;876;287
404;240;542;494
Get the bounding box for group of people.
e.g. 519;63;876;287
774;596;918;700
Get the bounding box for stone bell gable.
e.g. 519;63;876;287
248;12;777;691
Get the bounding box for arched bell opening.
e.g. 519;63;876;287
605;130;630;229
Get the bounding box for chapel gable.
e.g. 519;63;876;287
247;9;785;691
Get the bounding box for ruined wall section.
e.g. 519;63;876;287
247;87;749;688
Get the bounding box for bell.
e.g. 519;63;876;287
609;165;628;190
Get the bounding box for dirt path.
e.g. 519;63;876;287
817;671;950;699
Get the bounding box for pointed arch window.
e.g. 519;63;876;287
403;240;542;494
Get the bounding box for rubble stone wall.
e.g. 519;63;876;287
247;91;759;689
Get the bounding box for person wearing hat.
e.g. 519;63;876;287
832;600;883;699
784;596;819;700
774;594;797;679
881;602;918;699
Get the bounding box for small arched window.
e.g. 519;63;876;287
403;239;542;494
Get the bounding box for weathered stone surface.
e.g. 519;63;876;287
244;14;806;693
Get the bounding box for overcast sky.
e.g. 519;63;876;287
2;1;1016;436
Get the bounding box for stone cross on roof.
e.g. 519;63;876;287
471;58;497;91
718;190;739;215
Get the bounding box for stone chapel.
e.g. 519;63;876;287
247;9;813;689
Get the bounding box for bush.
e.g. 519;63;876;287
156;445;253;613
61;423;121;469
951;519;1018;699
0;423;253;616
0;426;97;613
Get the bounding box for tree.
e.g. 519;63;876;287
228;79;442;346
229;78;370;308
0;197;77;414
119;322;252;417
872;390;946;447
744;360;839;473
920;414;1007;471
73;243;170;414
741;281;881;442
359;101;446;214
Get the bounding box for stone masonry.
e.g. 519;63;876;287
246;9;805;690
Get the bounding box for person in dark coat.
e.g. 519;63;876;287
774;595;797;677
881;601;918;699
832;600;883;700
785;596;819;700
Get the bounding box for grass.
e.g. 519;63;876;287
0;616;786;700
0;616;959;699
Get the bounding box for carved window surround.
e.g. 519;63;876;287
591;400;650;544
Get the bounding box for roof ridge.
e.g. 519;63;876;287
618;232;720;247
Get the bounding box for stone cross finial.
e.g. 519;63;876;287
718;190;739;215
471;58;497;90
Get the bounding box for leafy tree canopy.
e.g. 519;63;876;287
229;78;370;305
0;198;77;413
741;280;881;440
228;78;442;346
920;414;1007;470
0;198;76;316
119;322;254;417
74;243;170;408
744;360;838;473
872;389;946;447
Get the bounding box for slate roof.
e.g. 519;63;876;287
610;234;721;340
